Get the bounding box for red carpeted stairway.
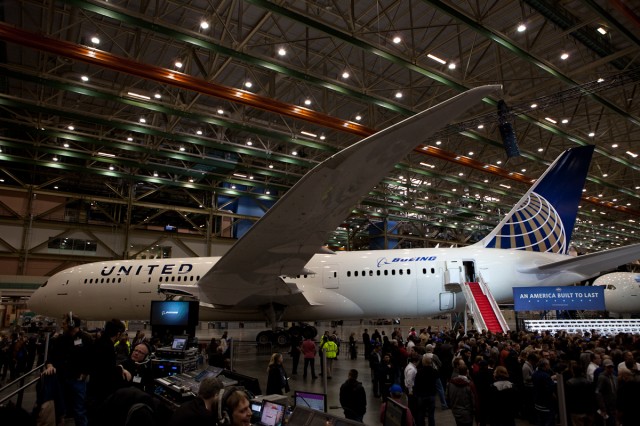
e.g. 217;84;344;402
467;282;503;333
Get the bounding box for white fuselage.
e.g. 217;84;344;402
593;272;640;315
28;246;589;322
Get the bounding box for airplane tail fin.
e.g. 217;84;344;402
478;145;594;254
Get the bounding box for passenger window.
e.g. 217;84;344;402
369;270;373;276
347;271;351;277
384;270;388;276
407;269;411;275
431;268;435;274
392;270;396;276
377;270;381;276
399;269;403;275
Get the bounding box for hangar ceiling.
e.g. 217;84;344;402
1;0;640;254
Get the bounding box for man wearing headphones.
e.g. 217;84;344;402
121;342;154;393
43;313;93;426
218;387;252;426
169;376;224;426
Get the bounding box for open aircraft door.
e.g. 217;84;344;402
323;265;340;289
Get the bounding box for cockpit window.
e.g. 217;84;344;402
41;281;48;287
606;284;616;290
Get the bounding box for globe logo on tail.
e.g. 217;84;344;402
491;192;567;253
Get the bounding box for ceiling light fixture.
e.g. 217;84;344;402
277;47;287;56
342;71;350;79
427;53;446;64
517;24;527;32
560;52;569;60
597;27;607;35
200;21;210;30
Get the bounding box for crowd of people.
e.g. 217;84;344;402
355;325;640;426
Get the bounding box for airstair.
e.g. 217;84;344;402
462;278;510;333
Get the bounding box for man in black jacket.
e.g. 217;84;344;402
169;376;224;426
339;369;366;422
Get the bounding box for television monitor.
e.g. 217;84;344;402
294;390;327;413
149;300;199;327
259;400;286;426
383;398;406;426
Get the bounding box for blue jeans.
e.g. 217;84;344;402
63;377;87;426
435;377;447;408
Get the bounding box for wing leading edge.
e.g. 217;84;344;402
199;85;502;306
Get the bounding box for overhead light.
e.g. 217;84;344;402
341;71;350;79
196;130;203;135
175;60;183;68
530;103;537;109
268;164;274;169
200;21;210;30
499;184;511;189
448;63;456;70
52;156;59;162
544;117;557;124
435;140;441;145
179;146;186;152
265;189;271;195
81;75;89;82
97;152;115;157
560;52;569;60
392;36;402;44
127;137;133;142
427;53;446;64
561;118;569;124
153;171;158;177
612;144;618;148
217;108;224;115
626;151;638;158
304;98;312;106
63;142;70;148
320;135;326;140
537;148;544;152
597;27;607;35
355;114;362;121
233;173;247;178
292;150;298;156
395;92;403;99
244;81;253;88
108;165;115;171
588;132;595;137
67;125;75;130
477;124;484;129
517;24;526;32
419;162;435;168
597;77;605;83
90;36;100;44
277;47;287;56
154;93;162;99
127;91;151;100
300;130;317;138
139;117;146;123
468;152;474;156
246;140;253;146
189;178;194;183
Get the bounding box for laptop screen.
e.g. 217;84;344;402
259;400;286;426
171;336;188;350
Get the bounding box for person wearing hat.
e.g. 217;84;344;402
595;358;617;426
339;369;366;422
380;383;415;426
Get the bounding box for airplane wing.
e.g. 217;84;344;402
518;243;640;278
198;85;502;306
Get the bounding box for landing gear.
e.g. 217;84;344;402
255;324;318;346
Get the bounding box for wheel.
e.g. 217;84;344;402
302;325;317;339
256;330;272;345
275;331;290;346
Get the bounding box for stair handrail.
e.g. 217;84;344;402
461;281;487;333
477;275;510;333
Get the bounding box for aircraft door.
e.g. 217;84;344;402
323;265;339;289
445;260;464;284
417;262;446;315
130;275;155;316
440;292;455;311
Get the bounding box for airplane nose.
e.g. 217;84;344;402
28;283;47;314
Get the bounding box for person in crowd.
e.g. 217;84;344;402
404;352;420;421
532;358;557;426
425;343;448;409
379;353;396;401
586;352;601;382
565;362;595;426
302;335;318;380
289;329;302;375
472;359;493;426
446;364;475;426
222;388;253;426
218;331;229;356
349;332;358;360
369;344;383;398
266;352;289;395
339;368;367;422
88;319;129;405
379;383;414;426
323;335;338;379
616;369;640;426
114;331;130;363
318;331;329;376
121;341;154;392
521;351;538;423
207;337;219;366
131;330;146;346
595;359;617;426
42;313;93;426
616;350;640;374
413;355;439;426
486;366;518;426
362;329;371;360
169;376;223;426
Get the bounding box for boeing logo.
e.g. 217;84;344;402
161;310;179;316
376;256;437;267
101;263;193;276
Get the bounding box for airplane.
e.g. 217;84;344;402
28;84;640;340
592;272;640;316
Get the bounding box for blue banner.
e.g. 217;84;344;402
513;286;605;311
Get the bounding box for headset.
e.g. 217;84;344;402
218;386;245;426
66;311;81;329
